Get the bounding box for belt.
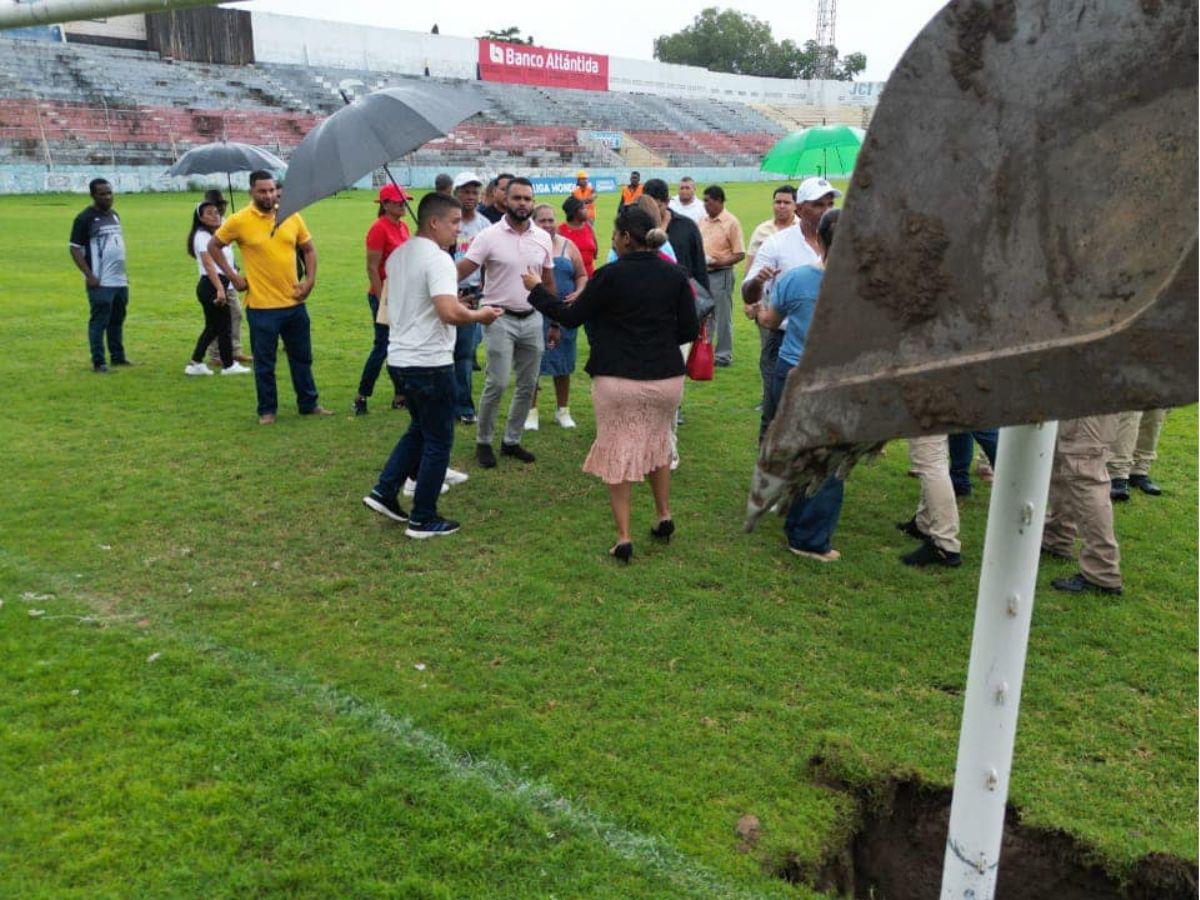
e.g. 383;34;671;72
492;306;536;319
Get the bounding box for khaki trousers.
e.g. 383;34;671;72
1107;408;1167;479
908;435;960;553
1043;415;1122;589
206;288;244;362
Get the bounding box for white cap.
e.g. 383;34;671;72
452;171;484;190
796;176;843;204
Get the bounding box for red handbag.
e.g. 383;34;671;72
686;321;714;381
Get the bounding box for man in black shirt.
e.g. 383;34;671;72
641;178;709;291
477;172;514;223
69;178;130;372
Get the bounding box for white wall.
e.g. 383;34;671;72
251;13;476;79
249;13;884;107
62;13;146;42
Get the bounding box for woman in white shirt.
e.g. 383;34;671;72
185;201;249;376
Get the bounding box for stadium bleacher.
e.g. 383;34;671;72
0;36;870;172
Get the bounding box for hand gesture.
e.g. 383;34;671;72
85;273;99;288
546;324;561;350
293;280;314;301
231;273;249;292
478;305;504;325
520;268;542;292
215;289;228;305
564;289;582;304
752;265;778;286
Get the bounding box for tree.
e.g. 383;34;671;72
480;27;534;45
653;7;867;81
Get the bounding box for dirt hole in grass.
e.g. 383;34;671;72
773;759;1198;899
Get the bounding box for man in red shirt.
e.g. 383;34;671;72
354;183;411;415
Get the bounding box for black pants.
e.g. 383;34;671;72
193;276;233;368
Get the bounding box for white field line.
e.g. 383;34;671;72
2;555;770;900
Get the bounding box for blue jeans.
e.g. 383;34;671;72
358;293;402;398
373;365;456;523
453;323;480;417
246;304;319;416
949;429;999;495
758;326;784;441
86;285;128;366
771;358;845;552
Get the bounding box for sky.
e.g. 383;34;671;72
241;0;947;83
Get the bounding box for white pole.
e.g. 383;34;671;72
0;0;242;30
940;421;1059;898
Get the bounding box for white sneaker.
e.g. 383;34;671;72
403;478;449;497
185;361;213;376
525;408;540;431
220;362;251;375
554;407;576;429
670;451;680;471
443;467;469;486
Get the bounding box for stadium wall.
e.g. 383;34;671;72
0;164;781;196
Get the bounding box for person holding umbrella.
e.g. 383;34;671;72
353;183;412;416
207;170;332;424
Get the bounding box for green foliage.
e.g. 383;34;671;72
479;26;534;45
654;7;867;80
0;186;1193;895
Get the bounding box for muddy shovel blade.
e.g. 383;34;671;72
748;0;1198;525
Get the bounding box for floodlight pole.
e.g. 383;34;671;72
940;421;1059;898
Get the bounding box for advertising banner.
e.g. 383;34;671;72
579;130;622;149
530;176;618;195
479;39;608;92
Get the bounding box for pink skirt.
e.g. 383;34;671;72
583;375;685;484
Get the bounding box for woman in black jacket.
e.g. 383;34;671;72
523;206;700;563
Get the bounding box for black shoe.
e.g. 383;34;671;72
1128;474;1162;496
458;413;477;426
901;540;962;568
895;517;929;541
1051;573;1122;596
405;517;462;539
650;519;675;542
953;484;973;498
111;359;133;366
1040;546;1074;562
1110;478;1131;502
610;542;633;564
92;363;109;373
362;491;408;523
714;358;732;368
475;443;497;468
501;442;535;463
353;397;368;416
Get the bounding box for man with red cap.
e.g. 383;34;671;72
353;182;412;415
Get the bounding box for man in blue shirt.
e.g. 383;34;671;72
69;178;130;372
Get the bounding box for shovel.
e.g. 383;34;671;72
746;1;1197;896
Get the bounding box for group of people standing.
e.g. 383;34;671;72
67;173;1173;582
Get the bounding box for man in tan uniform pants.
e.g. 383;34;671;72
897;435;963;567
1108;408;1167;500
1042;415;1123;595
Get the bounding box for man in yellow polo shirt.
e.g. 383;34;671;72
209;170;331;424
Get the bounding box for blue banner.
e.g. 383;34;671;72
530;176;618;195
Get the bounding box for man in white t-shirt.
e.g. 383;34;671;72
741;176;841;438
362;193;503;539
669;176;704;224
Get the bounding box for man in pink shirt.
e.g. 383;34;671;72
456;177;555;468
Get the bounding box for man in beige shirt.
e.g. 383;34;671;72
698;184;744;367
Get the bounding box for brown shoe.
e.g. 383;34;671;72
259;413;276;425
235;354;253;364
303;405;334;416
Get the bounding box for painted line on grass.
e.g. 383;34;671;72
2;554;769;900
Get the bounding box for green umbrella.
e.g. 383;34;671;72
760;124;865;179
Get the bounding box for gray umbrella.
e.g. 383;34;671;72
274;83;482;224
165;140;287;177
165;141;287;211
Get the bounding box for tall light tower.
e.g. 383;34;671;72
814;0;838;79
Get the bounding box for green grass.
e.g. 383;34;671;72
0;185;1195;897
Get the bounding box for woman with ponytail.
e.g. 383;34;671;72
523;206;699;563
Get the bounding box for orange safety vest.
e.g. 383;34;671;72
571;184;596;220
620;184;643;207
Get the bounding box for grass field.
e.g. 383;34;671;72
1;184;1195;897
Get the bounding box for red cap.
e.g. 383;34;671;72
378;183;412;203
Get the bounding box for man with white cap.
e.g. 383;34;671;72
451;171;489;425
741;176;842;438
